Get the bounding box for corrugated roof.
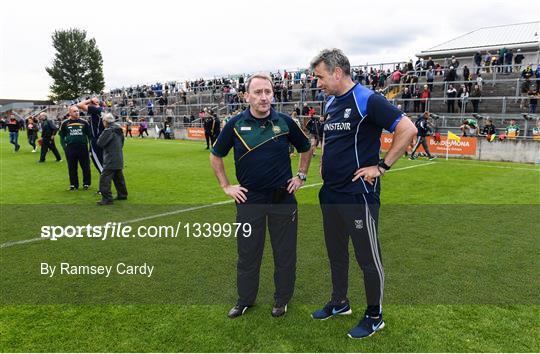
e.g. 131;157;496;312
420;21;540;55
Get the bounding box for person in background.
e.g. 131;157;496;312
37;112;62;163
138;118;149;138
6;114;21;152
26;117;39;152
505;119;520;139
96;113;128;205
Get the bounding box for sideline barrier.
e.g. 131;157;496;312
381;133;540;163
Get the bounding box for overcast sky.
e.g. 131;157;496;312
1;0;538;100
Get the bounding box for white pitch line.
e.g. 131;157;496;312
442;162;540;172
0;162;435;249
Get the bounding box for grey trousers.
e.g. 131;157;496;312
99;169;128;201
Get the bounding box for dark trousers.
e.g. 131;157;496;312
9;132;19;150
39;138;62;162
210;133;219;146
319;186;384;316
447;101;455;113
99;169;128;201
204;131;211;148
235;190;298;307
89;140;104;173
28;134;36;149
66;144;91;188
472;100;480;113
139;128;149;137
125;129;132;137
411;136;432;158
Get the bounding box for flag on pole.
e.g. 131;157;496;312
447;131;461;142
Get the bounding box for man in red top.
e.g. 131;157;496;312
419;84;430;112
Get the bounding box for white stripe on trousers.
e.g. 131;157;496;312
90;144;103;173
362;194;384;311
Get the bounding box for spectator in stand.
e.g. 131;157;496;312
446;84;457;113
514;49;525;72
293;103;301;117
426;57;435;71
479;118;497;141
26;117;38;152
401;87;412;112
484;51;492;73
498;47;507;73
532;120;540;141
474;51;482;74
504;49;514;73
460;118;478;137
7;114;21;152
505;119;520;139
536;65;540;92
412;87;421;113
529;90;538;114
457;84;469;113
301;102;310;116
138;118;149;138
450;56;459;70
476;74;484;91
390;68;404;85
470;84;482;113
445;66;457;82
426;66;434;92
38;112;62;162
419;85;430;112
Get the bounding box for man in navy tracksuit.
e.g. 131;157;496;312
78;97;105;173
210;73;312;319
309;49;417;339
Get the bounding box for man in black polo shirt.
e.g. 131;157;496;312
210;73;312;319
59;106;92;191
310;49;417;339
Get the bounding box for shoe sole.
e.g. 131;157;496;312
347;321;385;339
311;308;352;321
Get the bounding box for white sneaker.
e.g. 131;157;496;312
32;149;36;153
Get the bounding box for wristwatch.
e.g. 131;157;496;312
296;172;307;181
378;159;391;171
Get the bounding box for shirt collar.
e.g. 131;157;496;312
243;108;279;122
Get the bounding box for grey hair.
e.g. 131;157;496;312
310;48;351;76
101;112;116;124
39;112;47;118
245;73;273;92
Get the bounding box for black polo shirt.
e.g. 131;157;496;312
211;109;310;191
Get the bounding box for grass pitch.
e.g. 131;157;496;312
1;131;539;352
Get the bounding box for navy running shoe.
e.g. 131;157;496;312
347;313;385;339
311;300;352;320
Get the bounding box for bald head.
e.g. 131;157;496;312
68;105;80;119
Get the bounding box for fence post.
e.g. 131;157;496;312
502;96;506;114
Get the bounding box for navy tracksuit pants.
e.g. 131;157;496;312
319;184;384;316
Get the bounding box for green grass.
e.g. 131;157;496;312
1;131;539;352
